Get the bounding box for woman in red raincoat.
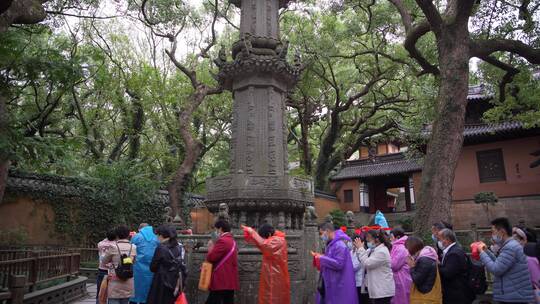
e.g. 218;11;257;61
242;224;291;304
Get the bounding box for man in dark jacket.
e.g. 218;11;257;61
431;221;452;261
206;220;239;304
437;228;475;304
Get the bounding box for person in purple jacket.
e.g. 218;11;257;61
514;227;540;302
390;228;412;304
312;223;358;304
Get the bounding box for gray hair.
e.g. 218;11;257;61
439;228;456;243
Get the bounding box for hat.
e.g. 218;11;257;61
523;242;540;260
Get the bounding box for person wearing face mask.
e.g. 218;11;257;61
241;223;290;304
405;236;441;303
479;218;534;304
356;229;395;304
351;234;367;303
430;222;452;261
389;228;412;304
312;223;358;304
205;220;239;304
513;227;540;303
146;225;186;304
437;228;475;304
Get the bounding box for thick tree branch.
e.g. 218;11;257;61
414;0;443;32
470;38;540;64
72;88;103;160
45;11;124;19
338;75;381;112
0;0;46;32
165;38;198;89
479;56;520;104
389;0;413;32
404;20;440;76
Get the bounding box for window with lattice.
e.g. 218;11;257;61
476;149;506;183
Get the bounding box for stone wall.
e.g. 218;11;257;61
0;196;59;245
452;195;540;229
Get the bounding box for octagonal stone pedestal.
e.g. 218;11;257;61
180;220;319;304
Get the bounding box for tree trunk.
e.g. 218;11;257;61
167;91;205;224
0;0;46;32
298;109;312;175
414;25;470;236
314;112;341;190
0;94;9;203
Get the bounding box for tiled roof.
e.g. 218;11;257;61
467;84;493;101
331;153;422;180
423;121;531;141
463;121;524;138
5;170;205;207
314;190;338;200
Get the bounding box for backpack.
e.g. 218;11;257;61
467;256;487;295
114;242;134;280
165;244;187;295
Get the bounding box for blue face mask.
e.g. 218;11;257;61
321;234;329;242
492;234;503;244
367;242;375;249
431;234;438;242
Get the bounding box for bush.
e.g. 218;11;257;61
397;216;414;232
474;192;498;204
49;161;167;245
0;228;28;246
328;209;346;227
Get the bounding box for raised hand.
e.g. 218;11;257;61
353;237;364;249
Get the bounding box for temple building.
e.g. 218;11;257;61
329;85;540;229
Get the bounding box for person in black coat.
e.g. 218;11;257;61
437;228;475;304
405;236;438;294
146;225;186;304
431;221;453;261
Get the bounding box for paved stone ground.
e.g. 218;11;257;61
71;283;96;304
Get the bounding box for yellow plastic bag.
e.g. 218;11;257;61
198;261;213;291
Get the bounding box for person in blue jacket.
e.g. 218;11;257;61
374;210;389;228
479;217;534;304
130;223;160;304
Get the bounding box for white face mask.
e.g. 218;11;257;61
437;241;445;250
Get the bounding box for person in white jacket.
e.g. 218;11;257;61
355;229;395;304
350;234;367;303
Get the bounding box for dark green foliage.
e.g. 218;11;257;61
328;209;346;228
474;192;498;205
9;161;165;245
0;227;28;246
397;216;414;232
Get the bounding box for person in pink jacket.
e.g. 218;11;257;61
390;228;412;304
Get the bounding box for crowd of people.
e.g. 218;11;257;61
311;217;539;304
96;223;187;304
95;216;540;304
